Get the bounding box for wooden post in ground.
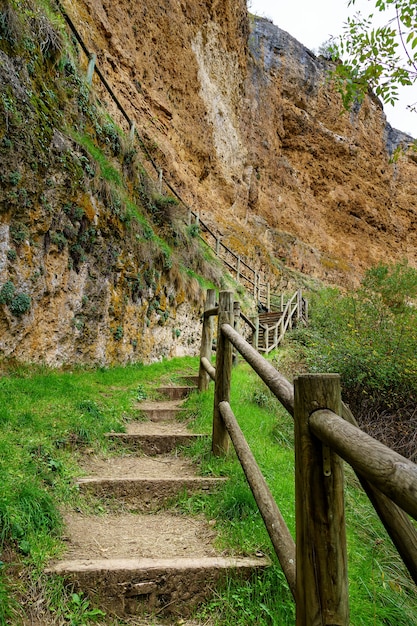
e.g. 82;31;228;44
198;289;216;392
297;289;302;321
253;316;259;351
216;237;220;256
233;300;241;365
267;282;271;311
294;374;349;626
212;290;234;456
236;256;241;282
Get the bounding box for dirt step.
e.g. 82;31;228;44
77;455;226;509
135;400;184;422
156;386;197;400
48;555;270;618
106;421;206;455
60;511;219;559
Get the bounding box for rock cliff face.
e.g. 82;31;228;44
0;0;416;366
66;0;416;284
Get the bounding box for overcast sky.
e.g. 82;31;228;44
249;0;417;137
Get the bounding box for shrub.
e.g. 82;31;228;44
10;223;29;245
150;193;179;226
0;281;15;305
296;262;417;459
9;293;31;317
113;325;123;341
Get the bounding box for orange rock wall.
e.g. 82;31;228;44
67;0;416;287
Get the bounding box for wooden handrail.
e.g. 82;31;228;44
200;291;417;598
200;356;216;381
203;306;219;318
219;401;296;597
240;311;256;332
310;408;417;520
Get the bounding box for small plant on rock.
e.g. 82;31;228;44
9;293;31;317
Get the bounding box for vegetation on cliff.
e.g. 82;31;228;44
0;0;225;366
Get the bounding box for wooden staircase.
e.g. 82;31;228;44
48;377;270;619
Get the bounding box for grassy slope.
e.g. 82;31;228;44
0;356;416;624
181;361;416;625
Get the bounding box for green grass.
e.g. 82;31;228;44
0;356;198;624
180;361;416;625
0;355;415;625
72;133;123;187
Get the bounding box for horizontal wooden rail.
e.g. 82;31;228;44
200;356;216;381
203;307;219;319
310;409;417;521
219;401;296;597
221;323;295;414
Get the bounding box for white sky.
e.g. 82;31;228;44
249;0;417;137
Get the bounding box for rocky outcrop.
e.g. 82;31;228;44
65;2;416;286
0;0;416;365
242;18;416;285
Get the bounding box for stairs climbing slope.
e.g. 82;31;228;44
48;374;270;619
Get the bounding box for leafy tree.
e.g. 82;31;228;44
332;0;417;111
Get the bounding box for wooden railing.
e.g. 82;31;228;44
55;1;270;306
254;289;308;354
198;289;417;624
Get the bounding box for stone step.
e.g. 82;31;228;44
106;422;206;454
156;386;197;400
179;374;200;386
77;476;226;509
77;455;225;509
48;555;270;617
135;400;183;422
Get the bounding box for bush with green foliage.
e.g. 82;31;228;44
9;292;31;317
292;262;417;459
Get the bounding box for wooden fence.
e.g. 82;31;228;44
198;289;417;624
55;1;270;305
255;289;308;354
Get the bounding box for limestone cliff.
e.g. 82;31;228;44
64;0;416;284
0;0;416;366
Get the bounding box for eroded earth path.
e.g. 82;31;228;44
48;373;269;624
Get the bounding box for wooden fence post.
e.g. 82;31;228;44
297;289;302;321
216;237;220;256
236;256;241;282
267;282;270;311
212;290;234;456
294;374;349;626
253;316;259;351
198;289;216;392
86;52;97;85
233;300;241;365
